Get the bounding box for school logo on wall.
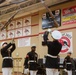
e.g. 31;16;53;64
59;32;73;54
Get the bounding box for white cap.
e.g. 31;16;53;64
67;51;72;54
1;41;7;46
31;44;36;48
51;30;62;40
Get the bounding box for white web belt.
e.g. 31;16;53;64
3;57;12;60
47;54;57;58
28;60;36;63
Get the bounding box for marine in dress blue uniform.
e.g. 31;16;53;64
43;30;62;75
24;45;38;75
1;39;16;75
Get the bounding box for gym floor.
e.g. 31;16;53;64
0;72;22;75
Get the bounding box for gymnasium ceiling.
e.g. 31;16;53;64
0;0;73;11
0;0;75;29
0;0;74;19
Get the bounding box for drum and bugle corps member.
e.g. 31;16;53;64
24;44;38;75
0;38;16;75
42;30;62;75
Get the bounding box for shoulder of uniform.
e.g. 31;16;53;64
26;54;29;58
28;51;32;54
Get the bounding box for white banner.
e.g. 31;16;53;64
16;19;23;28
23;16;31;26
0;30;6;40
8;30;15;38
8;21;15;30
59;32;73;54
15;28;22;37
23;26;31;36
18;37;31;47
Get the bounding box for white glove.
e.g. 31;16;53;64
47;29;52;33
24;68;29;74
64;69;68;72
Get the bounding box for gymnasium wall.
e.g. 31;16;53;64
0;0;76;72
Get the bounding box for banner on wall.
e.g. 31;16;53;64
62;6;76;25
16;19;23;28
42;9;61;29
0;16;32;40
59;32;73;54
15;28;22;37
8;21;15;30
23;26;31;36
18;37;31;47
23;16;31;26
8;30;15;38
0;30;6;40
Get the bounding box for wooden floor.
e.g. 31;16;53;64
0;72;23;75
